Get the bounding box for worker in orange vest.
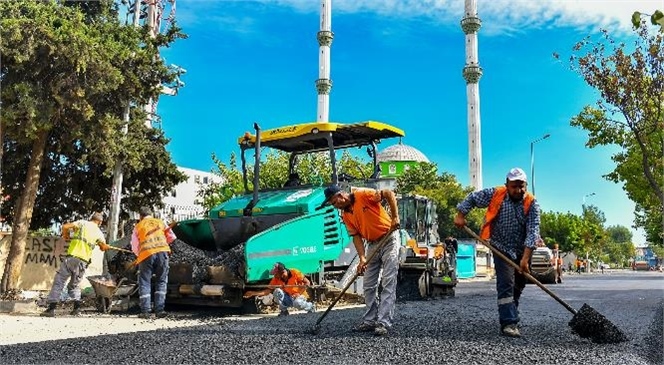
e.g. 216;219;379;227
454;167;541;338
556;256;563;283
131;206;176;319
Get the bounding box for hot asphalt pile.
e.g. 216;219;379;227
108;237;246;283
1;281;660;365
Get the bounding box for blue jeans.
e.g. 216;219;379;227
493;252;528;328
273;288;314;312
138;252;169;313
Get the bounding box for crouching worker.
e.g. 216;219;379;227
243;262;316;316
41;212;110;317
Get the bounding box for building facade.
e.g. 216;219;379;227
155;166;224;222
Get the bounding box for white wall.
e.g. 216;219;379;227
155;166;224;222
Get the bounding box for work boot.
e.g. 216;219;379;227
501;324;521;338
374;324;388;336
352;322;375;332
155;311;168;319
277;310;289;317
70;301;82;316
40;302;57;317
138;312;152;319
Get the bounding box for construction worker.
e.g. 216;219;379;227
556;256;564;283
243;262;316;316
131;207;176;319
454;167;541;338
41;212;110;317
320;184;400;336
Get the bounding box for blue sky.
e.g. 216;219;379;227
155;0;661;244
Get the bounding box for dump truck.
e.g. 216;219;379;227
530;246;559;284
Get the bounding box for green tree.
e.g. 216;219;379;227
539;211;587;253
632;10;664;31
0;0;185;292
395;162;484;240
605;225;633;244
198;149;373;210
603;241;636;268
566;23;663;245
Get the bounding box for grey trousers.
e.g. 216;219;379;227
47;256;88;303
362;231;400;328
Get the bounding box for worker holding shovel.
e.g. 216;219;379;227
454;167;541;338
320;184;400;336
41;212;111;317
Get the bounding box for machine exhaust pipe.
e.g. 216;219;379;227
244;123;261;216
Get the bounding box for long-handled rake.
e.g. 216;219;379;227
463;226;627;344
308;228;397;335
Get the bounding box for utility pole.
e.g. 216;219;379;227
461;0;483;191
316;0;333;122
106;0;141;244
106;0;180;242
529;133;550;196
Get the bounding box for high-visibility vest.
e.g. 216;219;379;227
67;221;100;262
135;217;170;264
480;186;534;240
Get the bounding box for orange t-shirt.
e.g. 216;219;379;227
341;188;392;242
269;268;308;298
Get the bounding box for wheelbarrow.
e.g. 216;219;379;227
87;275;138;314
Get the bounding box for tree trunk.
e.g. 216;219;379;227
0;130;49;293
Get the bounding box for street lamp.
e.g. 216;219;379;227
581;192;596;273
530;133;551;196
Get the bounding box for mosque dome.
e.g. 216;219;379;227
377;139;429;163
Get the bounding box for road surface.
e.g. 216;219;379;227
0;271;661;364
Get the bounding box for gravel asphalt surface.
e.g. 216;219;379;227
0;271;661;364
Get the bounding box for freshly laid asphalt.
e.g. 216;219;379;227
0;271;661;364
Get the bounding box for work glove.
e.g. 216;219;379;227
99;243;111;252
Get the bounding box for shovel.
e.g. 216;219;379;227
106;245;135;255
463;226;627;344
309;227;397;335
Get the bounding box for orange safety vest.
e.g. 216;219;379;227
135;217;170;264
480;186;534;240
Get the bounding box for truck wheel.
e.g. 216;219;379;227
542;270;556;284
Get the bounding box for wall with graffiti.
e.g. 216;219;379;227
0;233;103;291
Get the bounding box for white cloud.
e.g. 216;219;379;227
269;0;662;35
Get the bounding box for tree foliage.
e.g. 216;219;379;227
632;10;664;31
198;149;374;210
394;162;484;240
566;22;663;245
539;205;638;267
0;0;186;292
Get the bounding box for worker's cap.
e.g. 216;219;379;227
506;167;527;182
319;184;342;208
270;262;286;275
139;206;152;217
90;212;104;222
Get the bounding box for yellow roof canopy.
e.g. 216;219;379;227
238;121;405;153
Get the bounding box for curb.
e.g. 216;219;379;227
0;300;40;314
